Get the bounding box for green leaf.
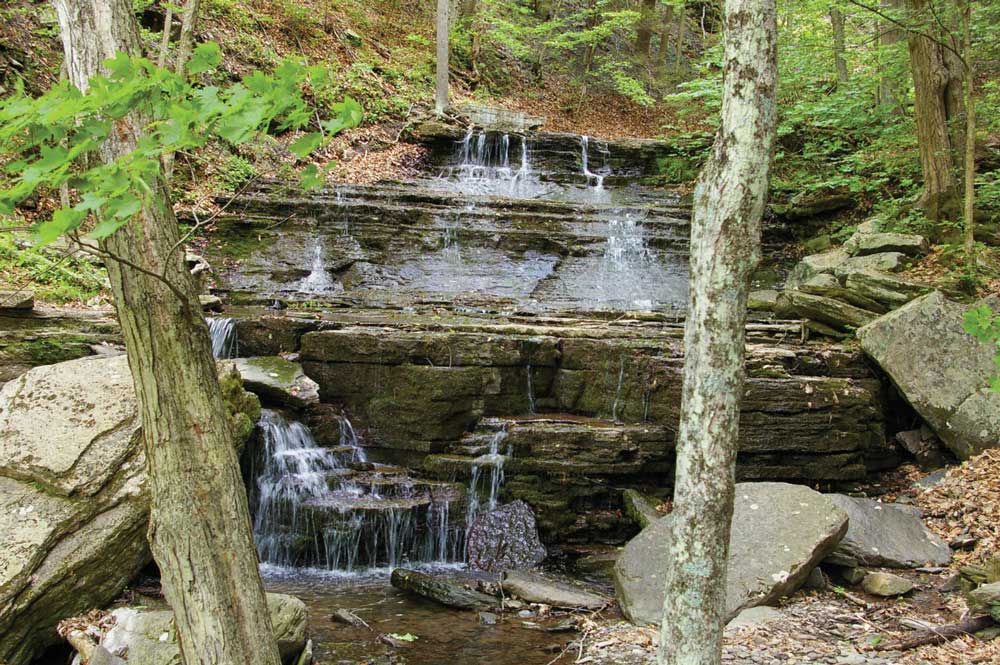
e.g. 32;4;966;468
34;208;86;246
299;164;325;190
187;42;222;76
289;132;324;159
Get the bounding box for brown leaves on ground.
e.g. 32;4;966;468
914;449;1000;568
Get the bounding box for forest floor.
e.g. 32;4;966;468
578;450;1000;665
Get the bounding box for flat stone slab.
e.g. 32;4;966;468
825;495;950;568
614;482;848;626
233;356;319;407
725;606;785;632
846;232;928;257
858;291;1000;459
501;570;607;610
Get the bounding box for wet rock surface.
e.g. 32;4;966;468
233;356;319;407
466;500;547;573
613;482;849;626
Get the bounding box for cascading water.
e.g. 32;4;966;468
596;210;658;310
464;428;510;533
299;238;340;294
250;410;463;571
439;128;540;198
581;134;611;192
207;317;238;359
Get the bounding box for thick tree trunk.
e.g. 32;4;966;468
906;0;963;223
51;2;281;665
436;0;450;114
830;6;849;84
657;0;778;663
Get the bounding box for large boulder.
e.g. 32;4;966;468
77;593;307;665
466;500;547;573
842;270;931;309
0;355;260;665
613;482;848;626
501;570;607;610
824;495;950;568
858;291;1000;459
780;291;878;330
785;249;849;289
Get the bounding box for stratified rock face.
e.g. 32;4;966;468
858;291;1000;459
0;355;261;665
0;355;149;665
93;593;307;665
613;482;848;626
825;495;950;569
466;500;547;573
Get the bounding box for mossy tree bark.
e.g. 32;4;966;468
906;0;964;224
51;2;281;664
657;0;778;663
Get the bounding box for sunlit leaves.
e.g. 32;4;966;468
0;44;363;247
186;42;223;76
964;305;1000;392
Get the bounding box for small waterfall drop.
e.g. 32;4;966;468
597;211;656;310
442;129;539;198
581;134;610;191
299;238;340;294
464;428;509;532
526;364;536;415
250;410;462;571
207;317;238;359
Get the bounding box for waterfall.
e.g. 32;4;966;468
444;129;537;198
581;134;610;191
526;364;536;415
596;211;655;310
207;317;237;359
250;410;460;571
464;428;509;533
299;238;339;294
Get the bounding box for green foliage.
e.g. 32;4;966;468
217;154;257;191
0;235;107;303
0;44;362;246
964;305;1000;392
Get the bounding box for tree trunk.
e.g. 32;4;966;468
961;0;975;260
636;0;658;61
436;0;450;114
659;5;675;67
657;0;778;663
877;0;904;112
51;3;282;665
830;6;849;85
906;0;963;223
162;0;202;182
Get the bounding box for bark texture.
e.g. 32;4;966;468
657;0;778;663
51;2;281;665
906;0;964;222
636;0;658;60
830;7;849;84
436;0;450;113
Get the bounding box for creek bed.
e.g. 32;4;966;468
263;565;579;665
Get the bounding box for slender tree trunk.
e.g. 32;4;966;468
636;0;658;61
961;0;975;260
436;0;450;114
162;0;202;182
673;7;686;74
906;0;962;223
51;2;281;665
877;0;904;112
657;0;778;663
157;5;174;68
659;5;675;67
831;6;849;85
